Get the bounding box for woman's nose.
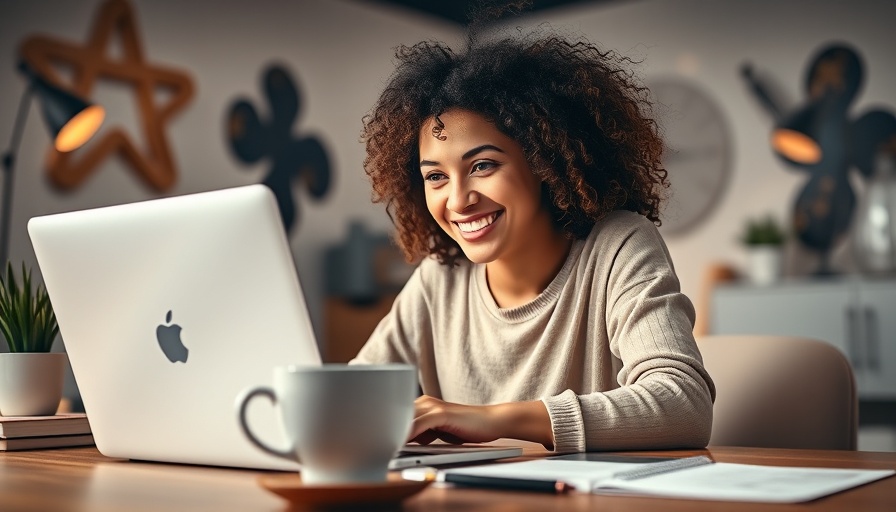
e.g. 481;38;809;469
447;180;479;213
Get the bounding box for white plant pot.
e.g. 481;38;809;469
0;352;66;416
747;246;783;286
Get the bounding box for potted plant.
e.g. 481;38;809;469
0;262;64;416
741;215;787;286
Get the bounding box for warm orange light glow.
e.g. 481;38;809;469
55;105;105;152
771;129;822;164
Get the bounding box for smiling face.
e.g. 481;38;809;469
419;109;556;265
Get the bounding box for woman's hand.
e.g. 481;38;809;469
408;395;555;449
409;396;501;445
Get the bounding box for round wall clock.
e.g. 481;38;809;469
648;78;733;235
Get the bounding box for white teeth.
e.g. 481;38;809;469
456;213;499;233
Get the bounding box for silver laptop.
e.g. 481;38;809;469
28;184;521;471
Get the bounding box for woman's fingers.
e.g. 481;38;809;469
410;429;441;445
408;428;467;445
407;395;499;444
436;432;466;444
408;404;453;441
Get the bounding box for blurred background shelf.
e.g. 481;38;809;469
323;294;397;363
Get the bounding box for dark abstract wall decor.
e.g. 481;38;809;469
743;42;896;275
227;65;331;234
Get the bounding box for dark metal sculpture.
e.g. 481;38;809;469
227;65;331;234
743;43;896;275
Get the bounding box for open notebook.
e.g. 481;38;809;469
406;454;895;503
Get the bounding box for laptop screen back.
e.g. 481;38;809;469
28;185;319;469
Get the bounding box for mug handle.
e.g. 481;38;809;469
235;386;299;463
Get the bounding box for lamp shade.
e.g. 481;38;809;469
30;74;105;153
0;63;105;267
772;101;824;165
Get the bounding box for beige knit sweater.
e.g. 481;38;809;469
351;210;715;452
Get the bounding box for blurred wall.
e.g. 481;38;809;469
1;0;894;351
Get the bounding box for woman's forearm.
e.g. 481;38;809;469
489;400;554;450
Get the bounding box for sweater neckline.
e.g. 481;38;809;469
475;238;585;323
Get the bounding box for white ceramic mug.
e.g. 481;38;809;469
235;364;416;484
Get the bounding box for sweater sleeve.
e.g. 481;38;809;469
544;217;715;452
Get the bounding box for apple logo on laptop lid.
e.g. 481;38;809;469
156;310;188;363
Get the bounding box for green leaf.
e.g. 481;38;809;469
0;261;57;353
741;215;786;246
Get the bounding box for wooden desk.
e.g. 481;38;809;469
2;444;895;511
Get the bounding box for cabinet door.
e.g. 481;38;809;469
711;282;858;364
857;281;896;399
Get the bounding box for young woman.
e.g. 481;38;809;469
352;29;715;453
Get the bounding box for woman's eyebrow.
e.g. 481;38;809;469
462;144;505;160
420;144;506;168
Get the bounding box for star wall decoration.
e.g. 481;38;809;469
19;0;195;192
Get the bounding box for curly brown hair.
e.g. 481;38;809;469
361;30;668;266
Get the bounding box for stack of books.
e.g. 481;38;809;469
0;413;93;451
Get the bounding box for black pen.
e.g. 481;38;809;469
443;473;575;494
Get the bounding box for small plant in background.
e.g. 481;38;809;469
741;215;787;246
0;262;59;353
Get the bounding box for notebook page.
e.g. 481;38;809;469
438;459;647;491
597;462;896;503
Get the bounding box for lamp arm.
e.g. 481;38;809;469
740;63;784;121
1;85;35;267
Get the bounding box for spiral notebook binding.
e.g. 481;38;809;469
612;455;714;481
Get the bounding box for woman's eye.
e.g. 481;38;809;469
472;161;496;173
424;173;447;183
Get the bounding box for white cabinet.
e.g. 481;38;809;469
857;281;896;398
711;277;896;400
